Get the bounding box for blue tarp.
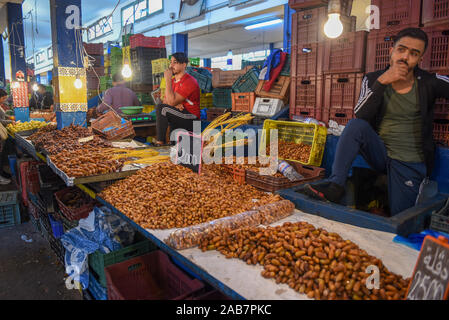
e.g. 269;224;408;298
393;229;449;251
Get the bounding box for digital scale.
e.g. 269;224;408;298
121;113;155;124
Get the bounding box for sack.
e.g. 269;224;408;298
0;123;8;140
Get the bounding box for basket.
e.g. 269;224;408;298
54;187;95;221
129;35;165;49
245;162;325;193
91;111;135;140
104;250;205;300
88;231;156;287
151;58;170;74
212;88;232;109
48;213;64;239
0;191;20;229
260;120;328;166
231;92;255;113
222;165;246;184
212;66;253;88
255;76;291;104
232;68;260;93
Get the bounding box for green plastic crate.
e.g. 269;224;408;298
241;59;265;70
122;34;132;47
280;54;291;76
88;231;157;287
232;68;260;93
212;88;232;109
189;57;200;67
0;191;20;229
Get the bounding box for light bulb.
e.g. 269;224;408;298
74;78;83;89
122;64;132;78
32;83;39;91
324;13;344;39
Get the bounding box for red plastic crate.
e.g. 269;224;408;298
322;73;364;124
323;31;368;73
26;162;40;195
83;43;104;56
288;0;353;16
291;43;324;77
422;0;449;27
365;24;421;73
130;35;165;49
87;76;100;90
326;108;354;125
54;187;95;221
421;25;449;75
434;98;449;120
87;67;105;77
231;92;255;113
433;119;449;146
105;250;204;300
370;0;421;29
290;76;323;121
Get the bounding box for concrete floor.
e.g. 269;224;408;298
0;221;82;300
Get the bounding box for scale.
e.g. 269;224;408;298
121;113;155;124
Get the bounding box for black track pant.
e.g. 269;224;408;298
156;104;197;143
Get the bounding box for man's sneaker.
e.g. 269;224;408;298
302;181;345;204
0;175;11;185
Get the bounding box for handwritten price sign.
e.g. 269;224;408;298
406;235;449;300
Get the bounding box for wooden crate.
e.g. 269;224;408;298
255;76;291;104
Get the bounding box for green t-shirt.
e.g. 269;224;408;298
378;79;425;163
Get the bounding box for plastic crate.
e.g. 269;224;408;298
14;107;30;122
430;209;449;234
371;0;421;29
252;97;284;118
151;72;164;87
290;76;323;121
29;212;41;233
200;92;213;109
291;43;323;77
326;109;354;126
322;73;364;124
55;210;79;233
212;66;253;88
212;88;233;109
255;76;291;104
280;54;291;76
188;289;231;300
222;165;246;184
323;31;367;73
241;59;265;70
89;55;104;67
48;213;64;239
231;92;255;113
83;43;104;56
88;231;156;288
365;24;420;73
87;76;100;90
423;0;449;27
151;58;170;74
49;235;65;264
129;35;165;49
288;0;353;16
186;68;213;93
251;115;269;126
87;67;105;77
421;25;449;75
105;250;205;300
0;191;20;229
246;162;325;193
91;111;135;140
206;107;229;122
88;269;108;300
232;68;260;93
54;187;95;221
433;119;449;146
39;218;51;241
434;98;449;120
37;164;64;190
130;47;166;62
260;120;328;166
26;162;40;195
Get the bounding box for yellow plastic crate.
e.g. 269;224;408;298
122;46;131;64
200;92;213;109
260;120;327;166
151;58;170;74
143;105;155;113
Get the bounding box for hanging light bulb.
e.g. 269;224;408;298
32;83;39;91
122;62;132;79
74;76;83;89
324;0;344;39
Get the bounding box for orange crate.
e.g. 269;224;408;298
231;92;255;113
91;111;135;140
222;165;246;184
211;66;253;88
255;76;291;104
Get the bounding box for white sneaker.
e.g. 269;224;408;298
0;175;11;185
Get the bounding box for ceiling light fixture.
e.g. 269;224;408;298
244;18;283;30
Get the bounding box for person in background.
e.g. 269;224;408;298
0;89;14;184
154;52;200;146
29;84;53;111
96;73;140;114
303;28;449;216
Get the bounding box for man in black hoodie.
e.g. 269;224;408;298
304;27;449;215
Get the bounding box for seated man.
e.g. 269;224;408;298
154;52;200;146
96;73;140;114
303;27;449;215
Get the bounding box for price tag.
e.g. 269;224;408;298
78;136;94;143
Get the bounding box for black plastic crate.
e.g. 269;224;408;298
37;164;65;190
130;47;166;62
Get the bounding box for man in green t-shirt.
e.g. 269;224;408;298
303;28;449;215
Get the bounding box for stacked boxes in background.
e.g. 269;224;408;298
84;43;105;91
130;47;167;85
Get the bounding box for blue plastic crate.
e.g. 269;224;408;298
0;192;21;229
14;107;30;122
88;269;108;300
48;213;64;239
8;155;17;178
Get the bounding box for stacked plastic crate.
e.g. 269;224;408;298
84;43;105;91
289;1;357;123
421;0;449;147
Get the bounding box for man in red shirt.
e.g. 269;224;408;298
155;52;200;146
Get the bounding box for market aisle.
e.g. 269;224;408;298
0;221;82;300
